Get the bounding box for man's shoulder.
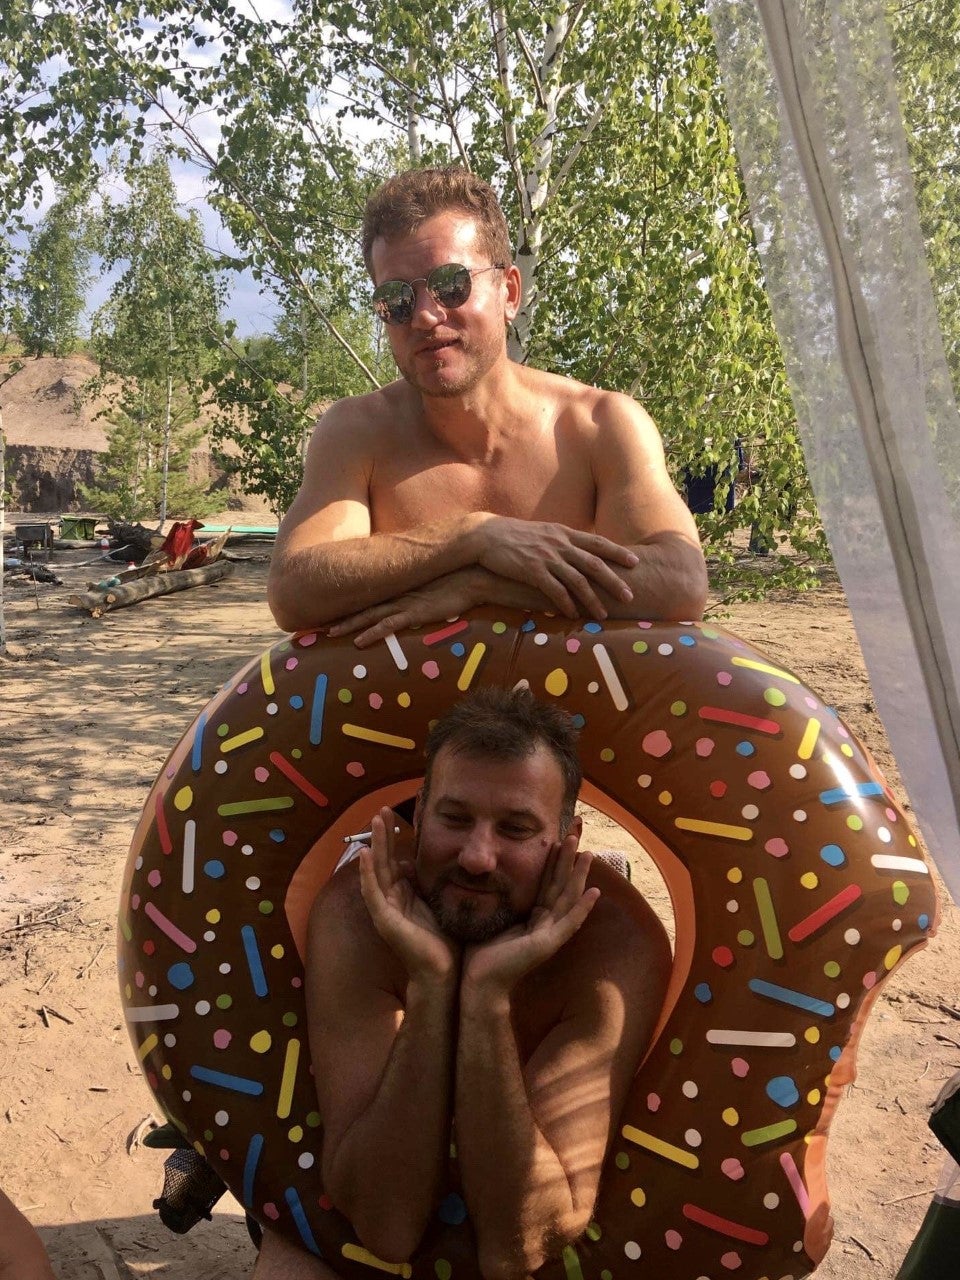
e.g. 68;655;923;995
314;381;419;440
517;366;656;436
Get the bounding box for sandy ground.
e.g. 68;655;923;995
1;550;958;1279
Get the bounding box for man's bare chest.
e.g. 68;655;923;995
369;449;597;533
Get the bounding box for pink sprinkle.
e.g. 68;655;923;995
885;807;898;822
131;894;140;910
731;1058;750;1078
422;660;441;680
213;1029;232;1049
765;837;790;858
804;695;819;710
135;971;145;988
863;971;877;989
721;1157;745;1180
254;766;270;783
291;976;302;988
838;723;849;738
716;671;733;686
696;737;715;757
222;830;238;847
165;763;177;778
665;1230;683;1250
565;638;581;653
285;657;299;670
263;1202;280;1221
368;692;383;709
219;1148;230;1161
748;770;771;790
710;780;727;798
642;729;672;758
721;1252;742;1270
346;762;365;778
237;683;248;695
147;869;162;888
713;945;734;968
297;633;318;648
637;621;653;629
647;1092;661;1112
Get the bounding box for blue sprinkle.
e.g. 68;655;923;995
829;1045;842;1062
571;714;586;729
203;859;226;880
289;694;304;709
269;829;286;843
167;962;195;990
584;621;603;633
765;1075;800;1108
736;741;756;757
438;1193;468;1225
521;619;536;632
285;1186;322;1255
820;844;846;868
450;642;466;657
678;634;696;646
694;982;713;1003
918;913;930;930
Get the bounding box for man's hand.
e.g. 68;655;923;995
328;570;484;647
359;808;460;982
461;835;599;998
474;515;638;620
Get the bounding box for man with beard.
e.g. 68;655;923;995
266;166;707;641
253;687;671;1280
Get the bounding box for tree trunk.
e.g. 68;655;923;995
69;558;233;617
0;405;6;650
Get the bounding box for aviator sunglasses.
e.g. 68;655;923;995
372;262;506;325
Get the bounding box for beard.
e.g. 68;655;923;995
395;327;504;399
423;872;524;944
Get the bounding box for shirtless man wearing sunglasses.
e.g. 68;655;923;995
267;166;707;639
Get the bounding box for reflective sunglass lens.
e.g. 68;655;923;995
372;281;415;325
428;264;472;308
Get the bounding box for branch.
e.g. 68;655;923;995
544;82;615;203
488;1;532;224
514;28;546;107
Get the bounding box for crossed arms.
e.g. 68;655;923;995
305;814;668;1280
268;392;707;639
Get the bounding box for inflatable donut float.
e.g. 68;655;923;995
120;609;938;1280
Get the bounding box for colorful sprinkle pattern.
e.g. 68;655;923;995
119;613;937;1280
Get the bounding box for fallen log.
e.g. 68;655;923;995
70;559;234;617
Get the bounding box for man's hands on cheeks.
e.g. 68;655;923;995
461;834;599;999
358;807;460;983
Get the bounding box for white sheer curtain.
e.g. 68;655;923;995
708;0;960;903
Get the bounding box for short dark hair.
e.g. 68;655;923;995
362;166;513;279
422;687;582;833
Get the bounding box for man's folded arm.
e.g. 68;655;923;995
305;877;456;1261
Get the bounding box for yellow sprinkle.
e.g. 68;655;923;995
798;718;821;760
250;1031;272;1054
804;1027;820;1044
206;909;221;924
397;692;411;708
807;1089;822;1105
288;1126;303;1142
674;818;753;841
801;872;819;889
457;642;487;691
270;944;285;959
621;1125;700;1169
260;652;275;696
727;866;743;884
630;1187;647;1208
220;726;266;754
732;657;800;683
138;1033;158;1061
884;944;903;971
753;877;784;959
341;1245;413;1277
545;668;569;697
174;786;194;812
722;1108;739;1126
841;743;853;757
277;1038;300;1119
161;1064;172;1080
341;724;416;750
658;790;672;805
